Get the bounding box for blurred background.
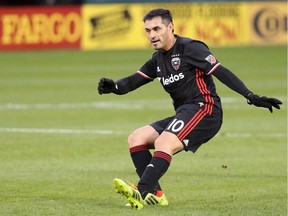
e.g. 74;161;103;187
0;0;283;5
0;1;286;216
0;0;286;50
0;0;82;6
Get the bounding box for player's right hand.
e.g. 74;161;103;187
98;78;116;95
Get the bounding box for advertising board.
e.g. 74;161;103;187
0;6;82;50
0;2;286;51
249;2;287;45
81;3;249;49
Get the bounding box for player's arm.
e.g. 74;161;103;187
212;65;250;97
212;65;282;113
98;73;151;95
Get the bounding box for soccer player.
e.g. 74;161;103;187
97;8;282;209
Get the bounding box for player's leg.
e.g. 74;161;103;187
137;131;183;199
114;121;172;208
127;125;163;192
128;125;159;149
137;103;222;200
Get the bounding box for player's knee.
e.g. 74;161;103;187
127;130;142;148
128;125;159;148
127;132;135;148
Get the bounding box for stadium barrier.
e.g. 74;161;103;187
0;2;286;50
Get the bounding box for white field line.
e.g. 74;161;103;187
0;127;285;138
0;97;274;110
0;127;125;135
0;97;285;111
0;101;145;110
0;97;286;111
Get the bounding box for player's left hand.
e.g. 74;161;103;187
247;93;282;113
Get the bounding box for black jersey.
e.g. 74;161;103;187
138;35;222;111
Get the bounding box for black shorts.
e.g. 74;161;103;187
150;103;222;153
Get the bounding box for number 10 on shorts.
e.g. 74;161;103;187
167;119;184;132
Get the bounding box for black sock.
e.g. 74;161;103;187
130;145;162;192
137;151;172;198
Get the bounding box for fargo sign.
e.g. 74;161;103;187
0;6;82;50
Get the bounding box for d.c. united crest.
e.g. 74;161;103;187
171;57;181;70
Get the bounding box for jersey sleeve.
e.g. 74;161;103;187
186;41;221;75
138;57;157;80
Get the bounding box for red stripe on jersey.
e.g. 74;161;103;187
129;145;149;153
153;151;172;163
136;71;154;80
195;69;214;115
177;69;215;141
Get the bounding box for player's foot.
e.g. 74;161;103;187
144;190;169;206
113;178;144;210
125;190;168;207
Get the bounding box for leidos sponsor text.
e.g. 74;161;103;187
162;73;185;86
1;11;82;46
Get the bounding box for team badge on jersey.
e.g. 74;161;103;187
171;57;181;70
205;54;216;65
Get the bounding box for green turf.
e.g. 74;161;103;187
0;46;286;216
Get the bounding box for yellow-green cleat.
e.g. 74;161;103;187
144;190;169;206
113;178;144;210
125;190;169;207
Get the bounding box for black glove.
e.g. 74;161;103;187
247;93;282;113
98;78;116;95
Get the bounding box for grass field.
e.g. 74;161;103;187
0;46;286;216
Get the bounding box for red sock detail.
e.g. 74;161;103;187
156;190;164;197
129;145;149;153
153;151;172;164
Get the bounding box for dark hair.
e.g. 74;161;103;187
143;8;173;24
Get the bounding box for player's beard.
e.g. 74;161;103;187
152;34;171;51
151;40;162;50
152;39;166;51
